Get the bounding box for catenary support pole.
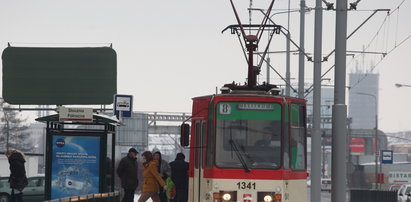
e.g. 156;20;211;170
376;112;379;189
332;0;348;202
285;0;291;96
266;57;271;84
298;0;305;98
311;0;323;201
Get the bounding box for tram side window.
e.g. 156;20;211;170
201;122;206;168
283;103;290;169
290;103;306;170
206;113;215;168
195;122;200;169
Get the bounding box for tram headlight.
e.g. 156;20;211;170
263;194;273;202
222;193;232;201
216;191;237;201
258;192;277;202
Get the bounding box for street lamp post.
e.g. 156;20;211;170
395;83;411;88
356;92;378;189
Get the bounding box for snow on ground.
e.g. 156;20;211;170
134;194;153;202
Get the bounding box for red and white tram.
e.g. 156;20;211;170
180;1;308;201
181;88;307;202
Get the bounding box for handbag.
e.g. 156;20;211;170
165;177;176;199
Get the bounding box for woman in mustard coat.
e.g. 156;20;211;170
138;151;168;202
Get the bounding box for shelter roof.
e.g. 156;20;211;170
35;113;119;125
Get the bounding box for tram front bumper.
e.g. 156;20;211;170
212;191;282;202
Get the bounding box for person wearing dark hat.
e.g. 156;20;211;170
117;148;139;202
169;153;189;202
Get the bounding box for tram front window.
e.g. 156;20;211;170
215;102;282;170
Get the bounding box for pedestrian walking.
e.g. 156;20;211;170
117;148;139;202
138;151;167;202
169;153;189;202
5;150;28;202
153;151;171;202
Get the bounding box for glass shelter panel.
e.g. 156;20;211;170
215;102;282;170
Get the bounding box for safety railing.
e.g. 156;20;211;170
350;189;397;202
44;191;120;202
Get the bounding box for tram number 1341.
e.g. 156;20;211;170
236;182;256;190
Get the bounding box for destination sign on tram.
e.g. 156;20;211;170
238;103;274;111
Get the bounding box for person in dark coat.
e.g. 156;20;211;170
6;150;28;202
117;148;139;202
169;153;189;202
153;151;171;202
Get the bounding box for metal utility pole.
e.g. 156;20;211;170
311;0;323;201
266;57;271;84
377;112;380;189
298;0;306;98
332;0;348;202
285;0;291;96
357;92;378;189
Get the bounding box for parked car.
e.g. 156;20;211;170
0;176;45;202
321;178;332;192
390;184;403;192
398;184;411;202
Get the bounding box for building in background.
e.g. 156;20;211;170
348;71;379;129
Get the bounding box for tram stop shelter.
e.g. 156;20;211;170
36;113;119;200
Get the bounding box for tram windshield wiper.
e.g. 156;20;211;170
229;139;251;173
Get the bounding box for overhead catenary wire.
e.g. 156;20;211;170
350;33;411;90
395;5;400;47
253;9;313;62
322;9;390;62
305;11;392;96
305;16;389;96
385;13;391;53
349;0;410;90
257;53;298;93
314;0;409;92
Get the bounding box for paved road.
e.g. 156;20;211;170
134;189;343;202
307;187;352;202
307;188;332;202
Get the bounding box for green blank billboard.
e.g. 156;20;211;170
2;47;117;105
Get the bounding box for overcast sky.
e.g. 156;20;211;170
0;0;410;133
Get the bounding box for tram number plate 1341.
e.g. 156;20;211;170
236;182;256;190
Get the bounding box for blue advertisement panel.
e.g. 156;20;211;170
51;136;101;199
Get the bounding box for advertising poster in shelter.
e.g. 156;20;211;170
51;135;100;199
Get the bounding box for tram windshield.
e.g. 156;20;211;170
215;102;282;170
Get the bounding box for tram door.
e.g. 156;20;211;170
193;120;206;201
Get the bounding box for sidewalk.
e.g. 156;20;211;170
134;194;153;202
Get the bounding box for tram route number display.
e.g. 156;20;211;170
236;182;256;190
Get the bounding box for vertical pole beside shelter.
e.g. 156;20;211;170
311;0;323;201
298;0;306;99
112;127;116;192
332;0;348;202
45;121;52;200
